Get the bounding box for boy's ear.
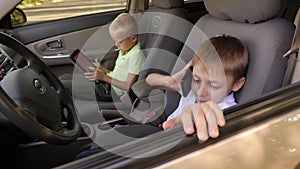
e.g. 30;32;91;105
232;77;246;92
130;35;138;43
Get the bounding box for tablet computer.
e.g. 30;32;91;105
70;49;95;72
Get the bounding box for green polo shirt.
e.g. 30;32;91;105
107;43;145;96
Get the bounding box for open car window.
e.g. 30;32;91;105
15;0;127;26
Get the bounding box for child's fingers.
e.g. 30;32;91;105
162;118;178;130
181;106;195;135
201;102;219;139
93;58;100;67
210;102;225;127
184;60;193;70
84;72;95;80
88;66;95;72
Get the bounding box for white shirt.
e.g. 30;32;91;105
167;90;236;120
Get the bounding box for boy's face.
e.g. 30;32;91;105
191;63;244;104
110;32;137;54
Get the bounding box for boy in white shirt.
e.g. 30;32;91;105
146;35;248;140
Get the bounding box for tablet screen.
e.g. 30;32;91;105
70;49;95;72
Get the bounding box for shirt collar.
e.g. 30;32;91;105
119;43;140;56
218;92;236;109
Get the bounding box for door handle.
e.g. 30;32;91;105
46;39;64;50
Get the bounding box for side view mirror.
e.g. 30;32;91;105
10;8;27;26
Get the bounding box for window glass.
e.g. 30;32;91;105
16;0;127;26
184;0;203;3
149;0;203;5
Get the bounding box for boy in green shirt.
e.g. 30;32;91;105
61;13;145;101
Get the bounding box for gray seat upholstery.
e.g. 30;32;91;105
166;0;295;115
78;0;193;124
125;0;193;124
137;0;193;78
77;0;195;142
84;0;296;150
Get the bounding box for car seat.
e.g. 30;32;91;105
78;0;296;152
119;0;295;134
168;0;295;109
115;0;295;126
117;0;194;124
77;0;193;124
139;0;191;55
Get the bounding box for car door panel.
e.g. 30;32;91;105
26;27;99;66
11;11;123;75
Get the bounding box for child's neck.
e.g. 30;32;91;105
121;42;138;55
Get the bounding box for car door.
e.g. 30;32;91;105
5;0;129;77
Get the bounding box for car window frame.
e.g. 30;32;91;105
55;80;300;168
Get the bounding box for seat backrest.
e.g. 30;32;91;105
137;0;193;79
127;0;193;124
165;0;295;116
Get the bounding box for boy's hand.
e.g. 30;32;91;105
171;60;193;89
92;58;105;72
162;101;225;141
84;68;105;81
94;68;106;81
92;58;100;68
84;68;96;81
84;59;105;81
92;58;110;74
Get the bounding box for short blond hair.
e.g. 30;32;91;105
192;35;248;81
109;13;138;38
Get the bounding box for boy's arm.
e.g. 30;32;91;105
98;65;111;74
146;60;193;91
102;73;137;92
162;101;225;141
146;73;179;91
84;68;137;92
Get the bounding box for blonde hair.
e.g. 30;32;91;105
192;35;248;81
109;13;138;38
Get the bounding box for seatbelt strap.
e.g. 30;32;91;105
282;8;300;86
128;0;146;13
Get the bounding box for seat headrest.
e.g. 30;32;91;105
204;0;281;23
152;0;184;9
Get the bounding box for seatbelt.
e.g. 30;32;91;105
128;0;146;13
282;8;300;86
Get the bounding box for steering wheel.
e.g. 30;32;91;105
0;32;81;145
